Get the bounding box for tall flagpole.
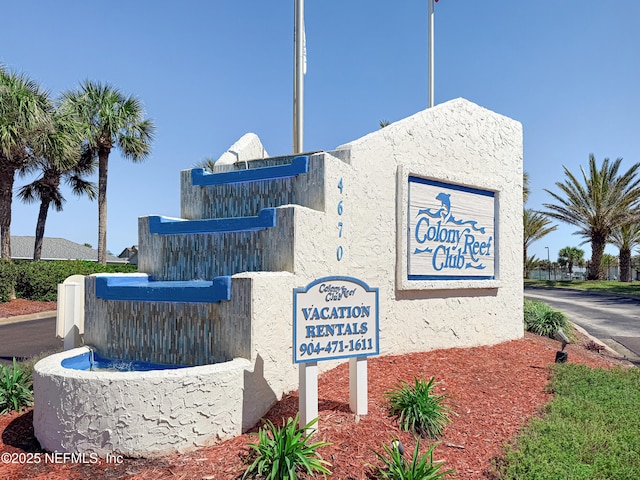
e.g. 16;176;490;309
293;0;304;153
428;0;435;108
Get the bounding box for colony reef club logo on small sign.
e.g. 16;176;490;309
293;276;379;364
408;176;495;280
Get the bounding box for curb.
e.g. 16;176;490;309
0;310;57;326
570;321;640;364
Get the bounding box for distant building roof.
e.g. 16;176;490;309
11;236;126;263
118;245;138;266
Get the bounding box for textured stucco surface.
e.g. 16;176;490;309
33;348;251;457
36;98;524;457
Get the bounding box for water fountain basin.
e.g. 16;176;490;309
33;347;251;458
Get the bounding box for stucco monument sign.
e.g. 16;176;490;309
34;99;523;457
294;276;379;429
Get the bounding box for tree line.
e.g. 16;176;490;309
0;64;154;264
524;155;640;281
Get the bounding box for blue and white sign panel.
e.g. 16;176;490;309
408;176;495;280
293;277;379;364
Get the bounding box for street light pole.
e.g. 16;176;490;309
545;247;550;281
293;0;305;153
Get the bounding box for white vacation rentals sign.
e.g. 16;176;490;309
408;176;495;280
293;276;379;364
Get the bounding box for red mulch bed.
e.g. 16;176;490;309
0;299;56;319
0;302;632;480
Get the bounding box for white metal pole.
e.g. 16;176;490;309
349;357;368;415
293;0;305;153
428;0;435;108
299;361;318;432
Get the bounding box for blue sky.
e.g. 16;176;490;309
1;1;639;262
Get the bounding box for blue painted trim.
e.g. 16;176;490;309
149;208;276;235
292;276;380;364
408;175;495;198
192;155;309;186
95;275;232;303
408;275;495;281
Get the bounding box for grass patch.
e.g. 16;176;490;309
492;364;640;479
526;279;640;296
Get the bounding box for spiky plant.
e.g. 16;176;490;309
385;377;453;438
243;414;331;479
0;358;33;414
523;299;570;338
369;438;454;480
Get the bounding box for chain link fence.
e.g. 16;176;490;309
528;258;640;281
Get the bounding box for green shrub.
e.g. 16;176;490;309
385;377;453;438
14;260;137;302
370;439;454;480
243;414;331;479
0;259;17;302
0;358;33;415
523;299;569;338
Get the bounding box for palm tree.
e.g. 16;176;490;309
557;246;584;278
609;224;640;282
524;254;540;279
523;171;530;204
543;155;640;280
194;157;217;172
18;108;97;260
523;209;557;278
62;81;155;264
0;65;76;259
522;172;556;278
599;253;618;280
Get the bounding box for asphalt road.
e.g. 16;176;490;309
524;286;640;362
0;315;62;367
